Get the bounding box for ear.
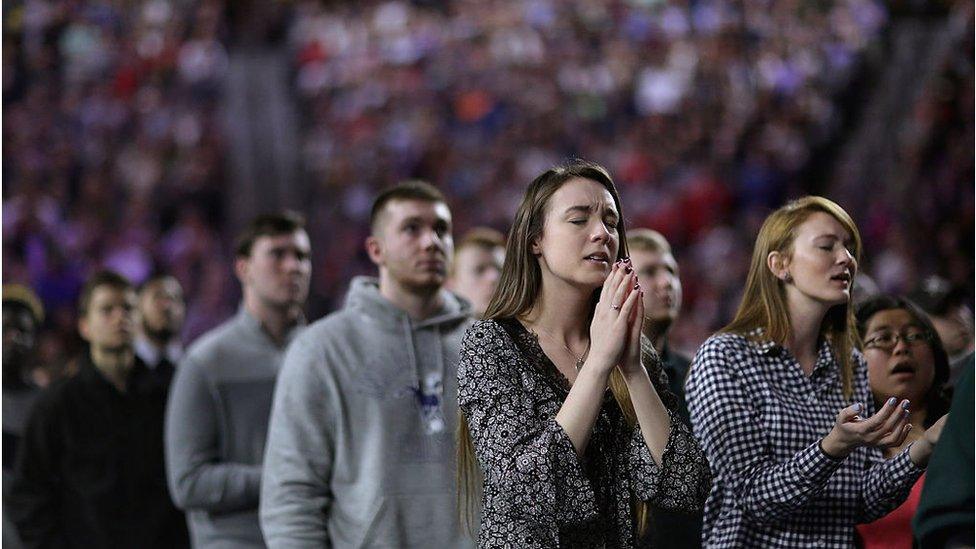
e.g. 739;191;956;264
78;316;90;343
766;251;791;281
234;256;250;286
529;235;542;256
365;236;383;266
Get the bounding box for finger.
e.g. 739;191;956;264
599;261;621;304
610;271;634;311
838;402;864;424
863;397;900;432
879;422;912;448
617;282;641;324
875;401;910;440
627;290;644;348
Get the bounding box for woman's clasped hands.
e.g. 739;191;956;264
588;258;646;377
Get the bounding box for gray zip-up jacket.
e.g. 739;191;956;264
166;307;303;548
260;277;476;548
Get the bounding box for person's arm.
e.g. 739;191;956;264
165;354;261;512
458;320;599;533
623;350;711;511
7;395;70;548
259;336;334;548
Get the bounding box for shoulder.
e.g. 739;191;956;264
461;319;519;352
694;332;756;363
182;316;245;366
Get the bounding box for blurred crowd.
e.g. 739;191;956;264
3;0;973;381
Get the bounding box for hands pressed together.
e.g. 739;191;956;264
588;257;646;377
821;398;948;466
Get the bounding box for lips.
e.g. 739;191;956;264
583;252;610;264
830;271;852;287
890;361;916;376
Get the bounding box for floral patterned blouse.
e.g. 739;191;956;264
457;318;711;548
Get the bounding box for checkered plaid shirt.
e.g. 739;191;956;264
685;331;925;548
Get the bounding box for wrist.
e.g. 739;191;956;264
820;431;851;460
908;439;933;468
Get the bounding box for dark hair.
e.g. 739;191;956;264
855;294;952;426
455;227;505;253
235;211;307;258
369;180;446;234
78;271;134;317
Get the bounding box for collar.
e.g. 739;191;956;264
235;305;306;349
133;335;183;369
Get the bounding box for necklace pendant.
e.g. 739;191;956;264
575;356;584;370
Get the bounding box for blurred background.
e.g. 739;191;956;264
3;0;973;381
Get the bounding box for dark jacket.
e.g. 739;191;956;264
8;353;189;549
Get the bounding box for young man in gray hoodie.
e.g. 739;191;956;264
165;212;311;548
260;181;476;548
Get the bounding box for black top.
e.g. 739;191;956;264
659;343;692;424
458;318;711;548
7;353;189;549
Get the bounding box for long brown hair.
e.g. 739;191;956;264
722;196;863;399
457;160;650;534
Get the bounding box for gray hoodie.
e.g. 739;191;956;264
260;277;476;548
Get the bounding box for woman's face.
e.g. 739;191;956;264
863;308;937;406
783;211;858;308
533;177;620;290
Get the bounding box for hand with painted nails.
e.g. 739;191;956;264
907;414;948;467
588;258;643;374
820;397;913;459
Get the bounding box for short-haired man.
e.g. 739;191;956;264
447;227;505;318
9;271;190;548
166;212;311;548
261;181;474;547
134;273;185;389
628;229;701;549
2;284;45;473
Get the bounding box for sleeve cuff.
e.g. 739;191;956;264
800;439;845;485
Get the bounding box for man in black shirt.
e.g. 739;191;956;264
8;271;189;549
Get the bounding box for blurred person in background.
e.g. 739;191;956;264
134;273;186;390
2;284;45;549
854;295;953;548
2;284;46;473
447;227;505;319
165;212;311;548
627;229;702;548
8;271;190;548
261;181;474;547
910;276;974;385
686;197;947;547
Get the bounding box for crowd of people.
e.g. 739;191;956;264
4;1;972;384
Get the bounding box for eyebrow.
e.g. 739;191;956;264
564;205;619;218
814;233;853;244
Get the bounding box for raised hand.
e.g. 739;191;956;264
908;414;948;467
588;259;642;373
821;397;912;459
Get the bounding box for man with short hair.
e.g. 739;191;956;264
628;229;702;549
134;273;185;389
166;212;311;548
9;271;190;548
2;284;45;473
447;227;505;318
260;181;474;547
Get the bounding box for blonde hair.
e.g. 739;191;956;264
722;196;862;399
627;228;672;255
457;161;650;535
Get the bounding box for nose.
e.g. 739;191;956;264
591;223;611;243
422;228;445;251
891;335;912;355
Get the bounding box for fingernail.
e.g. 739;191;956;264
624;266;632;273
852;403;862;413
623;257;631;263
634;283;640;290
901;400;910;411
887;397;897;406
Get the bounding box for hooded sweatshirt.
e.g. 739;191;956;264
260;277;476;548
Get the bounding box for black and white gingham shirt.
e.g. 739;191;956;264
685;330;925;548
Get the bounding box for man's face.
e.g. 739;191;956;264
139;276;185;339
79;286;137;352
630;247;682;324
237;230;312;310
368;199;454;292
3;305;37;371
449;244;504;317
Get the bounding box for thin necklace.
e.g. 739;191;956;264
528;325;591;370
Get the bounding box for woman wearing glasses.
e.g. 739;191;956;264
854;295;952;548
685;197;947;547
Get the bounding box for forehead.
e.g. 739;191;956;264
253;230;311;252
629;247;676;269
795;211;852;241
2;305;35;327
456;244;502;264
384;199;452;225
866;308;917;332
143;277;182;296
89;285;136;306
548;178;616;214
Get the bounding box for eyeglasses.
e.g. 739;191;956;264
863;330;932;352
